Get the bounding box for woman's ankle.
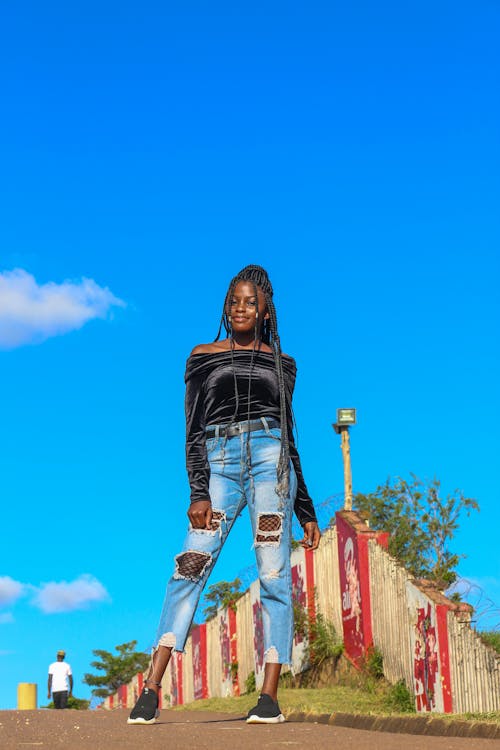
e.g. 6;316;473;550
144;679;161;695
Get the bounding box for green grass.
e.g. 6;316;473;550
171;687;500;724
172;686;389;715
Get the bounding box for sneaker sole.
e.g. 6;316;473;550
246;713;285;724
127;710;160;725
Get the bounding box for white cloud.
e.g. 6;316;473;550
32;574;110;614
0;576;24;607
0;268;125;349
0;612;14;624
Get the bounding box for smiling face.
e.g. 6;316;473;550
227;280;269;337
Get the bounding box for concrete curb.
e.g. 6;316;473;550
286;711;500;740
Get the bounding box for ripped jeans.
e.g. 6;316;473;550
155;417;297;665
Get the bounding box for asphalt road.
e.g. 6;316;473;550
0;710;499;750
0;709;500;750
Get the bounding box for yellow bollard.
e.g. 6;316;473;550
17;683;37;710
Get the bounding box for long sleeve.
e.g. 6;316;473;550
285;381;317;528
185;370;211;504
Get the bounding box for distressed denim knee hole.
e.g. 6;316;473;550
174;550;211;581
210;510;225;531
256;512;283;545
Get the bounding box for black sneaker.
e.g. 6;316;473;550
127;688;159;724
246;693;285;724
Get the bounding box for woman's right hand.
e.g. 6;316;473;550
188;500;213;529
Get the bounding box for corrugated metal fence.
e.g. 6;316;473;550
447;610;500;713
106;513;499;713
368;541;413;688
368;537;499;713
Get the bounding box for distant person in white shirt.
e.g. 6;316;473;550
48;650;73;709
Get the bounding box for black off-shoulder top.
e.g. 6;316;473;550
185;350;317;527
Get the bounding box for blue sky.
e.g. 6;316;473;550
1;0;499;710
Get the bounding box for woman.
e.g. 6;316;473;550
128;264;320;725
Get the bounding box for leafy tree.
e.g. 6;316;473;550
354;475;479;589
203;578;242;620
83;641;150;698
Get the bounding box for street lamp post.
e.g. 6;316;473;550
332;408;356;511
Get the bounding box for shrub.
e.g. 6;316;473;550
363;646;384;680
309;613;344;667
479;631;500;654
293;601;309;642
245;670;256;693
293;598;343;669
46;695;90;710
384;680;415;713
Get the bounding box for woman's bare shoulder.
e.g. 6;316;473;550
189;340;281;356
189;341;230;356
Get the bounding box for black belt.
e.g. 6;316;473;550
206;418;280;439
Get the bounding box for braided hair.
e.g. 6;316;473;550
214;264;291;499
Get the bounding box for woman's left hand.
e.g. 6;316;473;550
300;521;321;550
